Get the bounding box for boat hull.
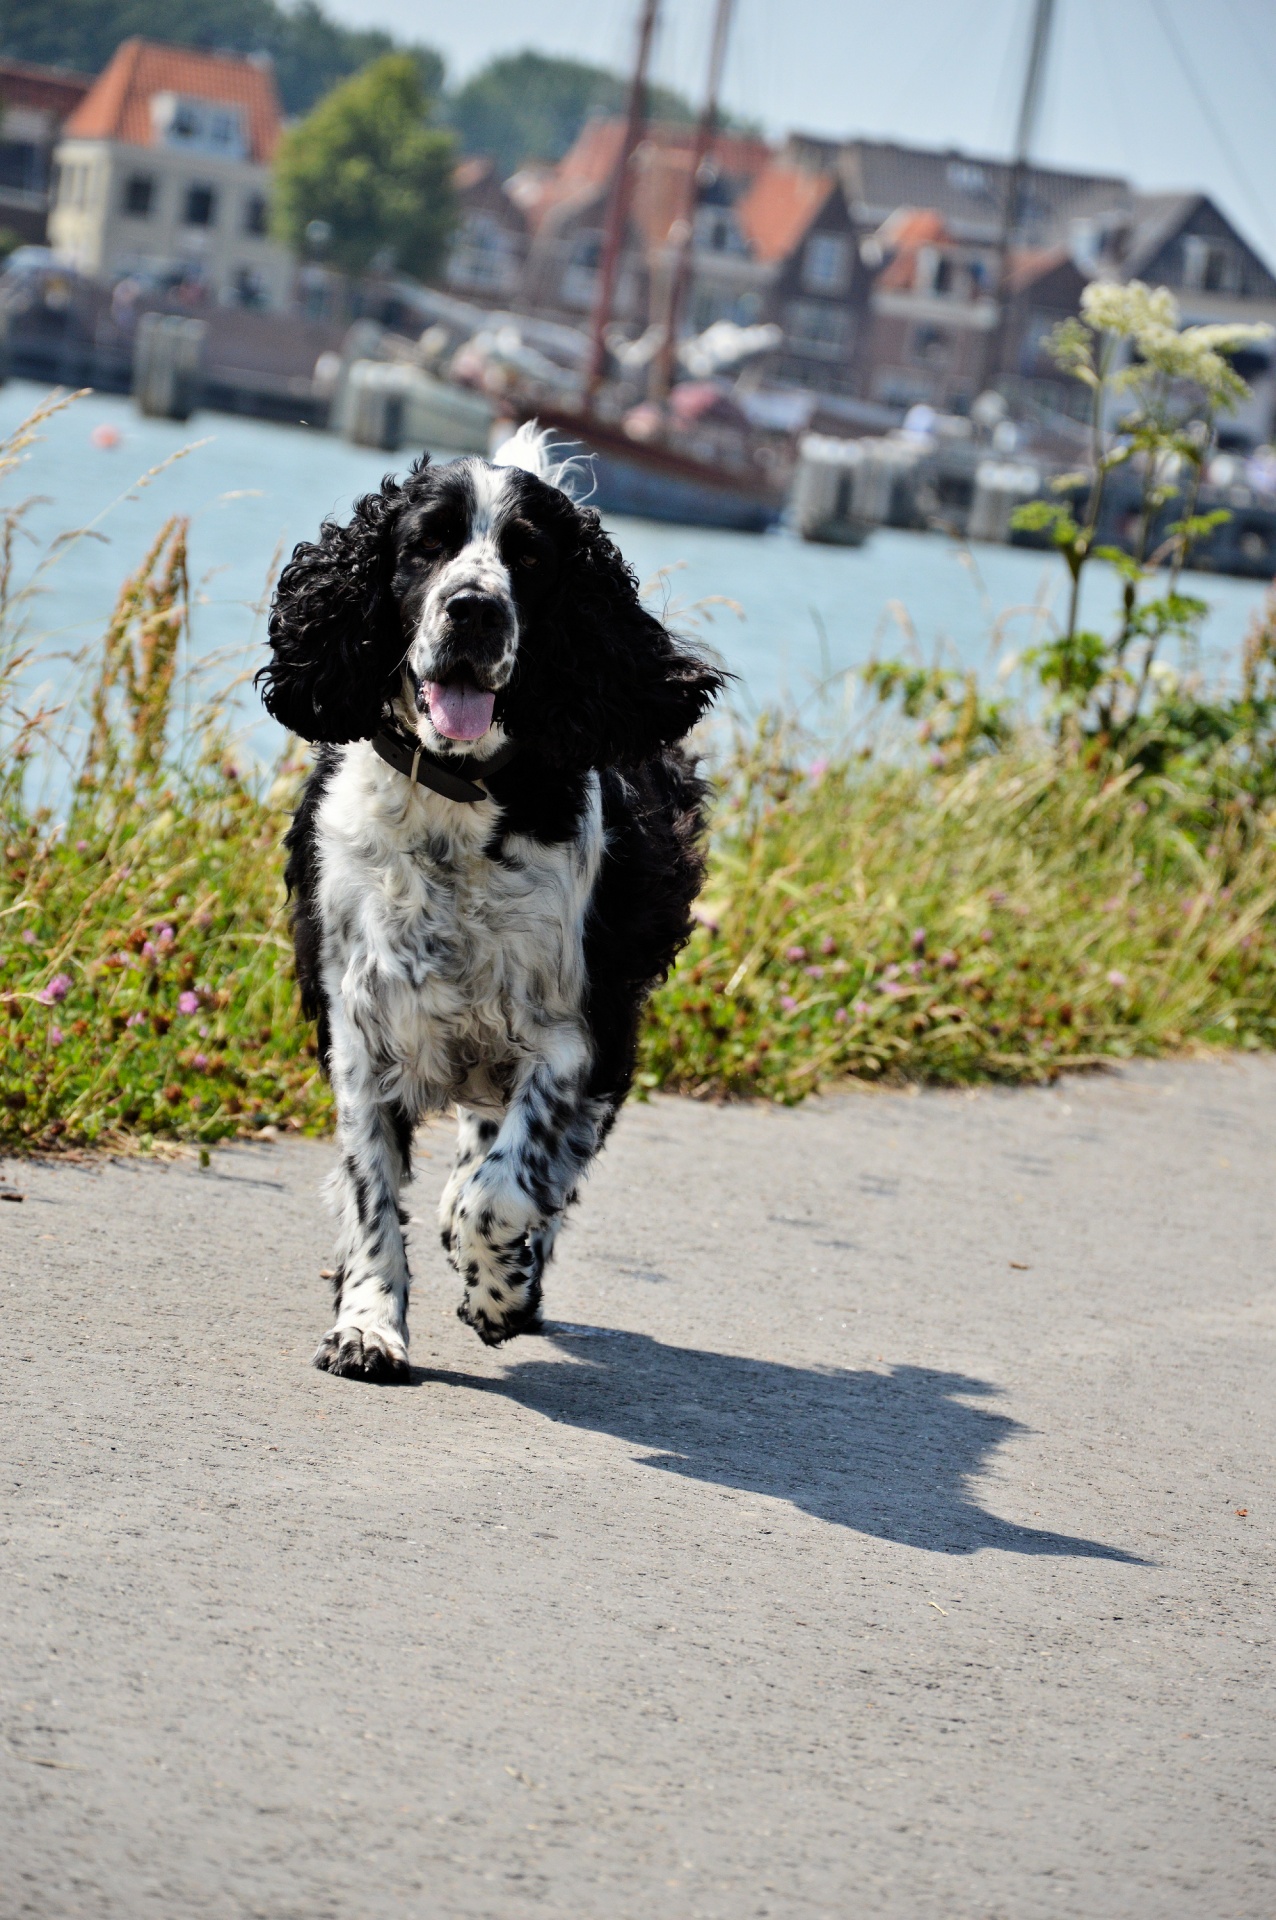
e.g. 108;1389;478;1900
514;406;784;532
586;449;781;531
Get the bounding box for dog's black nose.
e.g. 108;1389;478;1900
445;591;505;639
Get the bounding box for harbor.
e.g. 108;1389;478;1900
4;0;1275;574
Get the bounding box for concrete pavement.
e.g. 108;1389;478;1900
2;1060;1273;1918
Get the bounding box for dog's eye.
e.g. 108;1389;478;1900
518;553;538;570
420;538;443;556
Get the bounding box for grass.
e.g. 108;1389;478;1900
3;406;1276;1151
641;716;1276;1101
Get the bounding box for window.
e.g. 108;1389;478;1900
947;160;989;197
1182;234;1238;294
58;162;89;210
183;183;217;228
786;299;851;355
0;140;41;193
243;193;269;236
909;323;954;367
802;232;850;293
1203;245;1234;292
447;212;519;292
561;230;603;308
695;205;747;256
151;93;248;161
123;174;155;218
233;266;267;309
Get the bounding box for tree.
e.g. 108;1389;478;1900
446;49;699;180
272;54;456;281
0;0;443;117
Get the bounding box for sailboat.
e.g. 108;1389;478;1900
506;0;787;532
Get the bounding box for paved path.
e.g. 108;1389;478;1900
2;1061;1273;1919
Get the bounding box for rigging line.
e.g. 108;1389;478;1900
1145;0;1271;238
1219;0;1276;106
1077;0;1139;177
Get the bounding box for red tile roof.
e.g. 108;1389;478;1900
735;166;836;264
62;38;282;164
516;117;773;240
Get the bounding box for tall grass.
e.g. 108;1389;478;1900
642;711;1276;1100
2;511;327;1151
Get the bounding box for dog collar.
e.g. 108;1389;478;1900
371;727;519;804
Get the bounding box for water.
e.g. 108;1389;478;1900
3;377;1269;772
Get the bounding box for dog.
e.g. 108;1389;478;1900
258;427;724;1379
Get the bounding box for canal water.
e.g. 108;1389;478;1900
3;378;1269;773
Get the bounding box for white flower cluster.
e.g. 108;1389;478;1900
1081;280;1180;336
1080;279;1273;407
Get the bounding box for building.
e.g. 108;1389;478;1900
502;118;870;394
731;162;869;393
47;39;292;310
786;132;1131;255
443;156;529;301
439;117;1276;436
0;58;90;247
855;208;995;411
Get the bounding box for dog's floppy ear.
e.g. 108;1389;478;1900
256;476;407;744
505;505;726;770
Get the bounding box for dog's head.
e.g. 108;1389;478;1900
258;425;724;770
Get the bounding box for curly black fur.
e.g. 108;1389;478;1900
257;457;722;769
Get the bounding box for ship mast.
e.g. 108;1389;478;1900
650;0;735;404
978;0;1056;396
585;0;661;408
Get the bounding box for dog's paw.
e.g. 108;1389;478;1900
312;1324;409;1381
456;1272;544;1346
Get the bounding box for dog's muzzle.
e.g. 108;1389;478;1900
416;590;515;743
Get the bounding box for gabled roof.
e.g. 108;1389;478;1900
1115;190;1276;298
61;38;282;164
735;165;837;264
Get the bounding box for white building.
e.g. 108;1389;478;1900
48;38;292;311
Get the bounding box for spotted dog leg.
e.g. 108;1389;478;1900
313;1040;416;1380
438;1106;501;1264
450;1051;601;1346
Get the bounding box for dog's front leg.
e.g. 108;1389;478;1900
450;1036;599;1346
313;1011;415;1381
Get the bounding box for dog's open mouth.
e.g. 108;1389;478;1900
422;671;496;744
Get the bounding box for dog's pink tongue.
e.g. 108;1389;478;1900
426;678;496;742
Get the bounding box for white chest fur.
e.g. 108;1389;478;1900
315;744;603;1111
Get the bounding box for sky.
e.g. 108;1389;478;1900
323;0;1276;269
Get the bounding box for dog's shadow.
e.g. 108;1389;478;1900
415;1326;1144;1562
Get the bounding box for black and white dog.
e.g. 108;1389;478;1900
258;427;723;1379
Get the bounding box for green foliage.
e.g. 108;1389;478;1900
444;49;709;177
272;54;456;279
0;0;442;118
1;517;329;1152
641;713;1276;1101
859;658;1011;765
4;392;1276;1151
1009;279;1274;762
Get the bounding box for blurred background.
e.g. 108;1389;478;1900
1;0;1274;742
